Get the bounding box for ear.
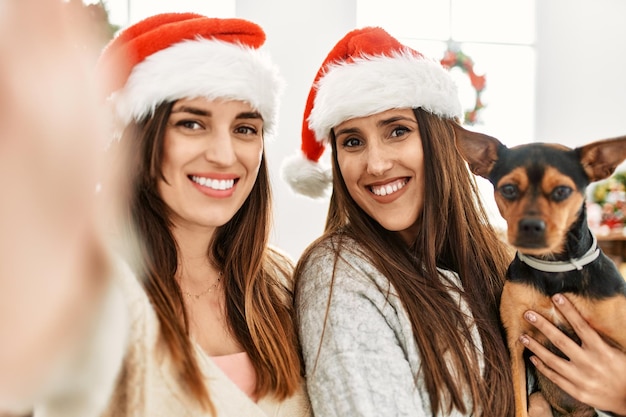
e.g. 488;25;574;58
452;123;504;179
578;135;626;182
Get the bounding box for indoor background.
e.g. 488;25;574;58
91;0;626;261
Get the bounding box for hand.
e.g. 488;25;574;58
520;293;626;416
0;0;117;410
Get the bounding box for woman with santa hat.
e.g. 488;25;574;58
282;26;626;417
0;9;310;417
93;12;311;417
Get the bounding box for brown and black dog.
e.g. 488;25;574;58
454;125;626;417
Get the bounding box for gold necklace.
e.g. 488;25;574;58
182;273;222;300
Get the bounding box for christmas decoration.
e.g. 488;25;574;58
440;48;486;125
590;172;626;230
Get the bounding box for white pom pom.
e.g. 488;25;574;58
281;153;332;199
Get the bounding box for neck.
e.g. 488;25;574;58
171;227;219;287
516;204;600;273
559;204;593;261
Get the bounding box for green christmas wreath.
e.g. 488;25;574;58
441;48;486;125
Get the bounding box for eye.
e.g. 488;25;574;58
234;125;260;136
342;137;363;148
499;184;519;200
551;186;572;202
390;126;410;138
175;120;203;130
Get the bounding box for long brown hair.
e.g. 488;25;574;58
295;108;514;416
116;101;302;412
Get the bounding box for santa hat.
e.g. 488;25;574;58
281;26;462;199
96;13;284;138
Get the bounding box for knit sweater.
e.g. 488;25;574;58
296;236;616;417
295;236;482;417
102;253;311;417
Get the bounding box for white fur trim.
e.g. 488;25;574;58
111;38;284;137
281;152;332;199
309;50;462;142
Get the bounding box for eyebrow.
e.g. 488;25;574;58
171;106;263;121
334;115;417;137
376;115;416;127
334;126;360;137
237;111;263;121
171;106;209;116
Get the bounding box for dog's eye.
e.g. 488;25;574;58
551;186;572;202
499;184;519;200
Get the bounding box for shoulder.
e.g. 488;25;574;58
297;234;376;282
258;378;312;417
110;255;156;330
295;234;391;306
267;244;295;272
266;244;295;290
108;254;161;370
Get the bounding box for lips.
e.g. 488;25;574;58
369;178;409;196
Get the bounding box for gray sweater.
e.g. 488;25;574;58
295;237;481;417
296;238;614;417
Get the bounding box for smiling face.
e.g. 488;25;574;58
334;108;425;243
158;97;264;233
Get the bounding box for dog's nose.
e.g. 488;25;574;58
518;218;546;238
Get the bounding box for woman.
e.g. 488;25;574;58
282;26;626;417
93;12;311;417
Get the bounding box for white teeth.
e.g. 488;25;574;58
191;176;235;190
371;179;407;196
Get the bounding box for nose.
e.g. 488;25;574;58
204;127;236;166
518;218;546;239
366;142;393;176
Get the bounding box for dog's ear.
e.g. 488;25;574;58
579;135;626;182
453;124;503;179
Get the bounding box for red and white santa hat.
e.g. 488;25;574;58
281;26;462;198
97;13;283;138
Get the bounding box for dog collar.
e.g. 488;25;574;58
516;235;600;273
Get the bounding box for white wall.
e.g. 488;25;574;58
236;0;356;260
535;0;626;145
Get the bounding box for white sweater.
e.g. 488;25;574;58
29;254;310;417
103;256;310;417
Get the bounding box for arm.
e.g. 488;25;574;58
296;245;428;417
0;1;127;414
520;293;626;417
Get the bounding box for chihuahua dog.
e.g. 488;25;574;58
454;125;626;417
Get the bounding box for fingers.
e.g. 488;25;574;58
520;296;595;380
519;335;577;400
519;324;575;389
521;307;581;359
550;294;603;346
520;294;626;415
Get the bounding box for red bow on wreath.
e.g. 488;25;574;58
441;48;486;125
